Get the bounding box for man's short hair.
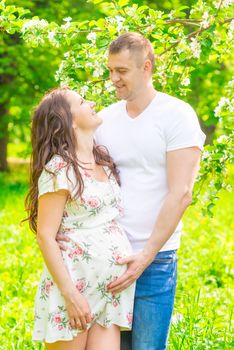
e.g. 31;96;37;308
109;32;155;72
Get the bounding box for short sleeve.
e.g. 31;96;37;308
166;103;206;152
38;155;71;198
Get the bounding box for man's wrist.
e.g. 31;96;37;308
142;245;157;264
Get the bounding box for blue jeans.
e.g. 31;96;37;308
121;250;177;350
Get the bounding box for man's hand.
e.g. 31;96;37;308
56;233;70;251
107;251;154;294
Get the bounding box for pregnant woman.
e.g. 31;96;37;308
25;87;135;350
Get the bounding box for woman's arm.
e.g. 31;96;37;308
37;190;92;330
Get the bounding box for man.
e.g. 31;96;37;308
95;32;206;350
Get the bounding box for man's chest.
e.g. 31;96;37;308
97;118;166;168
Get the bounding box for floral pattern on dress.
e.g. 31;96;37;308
108;246;124;267
68;240;92;264
80;195;103;216
126;312;133;327
103;219;124;236
39;278;54;301
48;306;69;331
75;278;91;294
96;275;121;307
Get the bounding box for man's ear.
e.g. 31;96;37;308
144;59;152;73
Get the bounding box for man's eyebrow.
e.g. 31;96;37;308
107;66;129;70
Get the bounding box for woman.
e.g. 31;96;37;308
25;87;135;350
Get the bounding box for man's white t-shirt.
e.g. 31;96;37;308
95;92;206;253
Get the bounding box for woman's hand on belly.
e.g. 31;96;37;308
63;286;92;331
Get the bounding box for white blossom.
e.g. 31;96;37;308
47;31;60;47
61;22;71;31
87;32;97;44
115;15;125;24
228;77;234;88
55;61;66;81
202;151;210;160
104;80;115;92
226;184;232;192
200;11;210;29
228;29;233;41
181;77;190;86
64;51;70;58
217;135;229;143
85;51;96;59
117;23;129;33
176;39;187;54
156;63;167;87
63;17;72;22
47;31;55;41
113;16;129;33
61;17;72;31
168;10;176;20
93;66;104;77
126;7;137;17
61;77;74;86
215;0;234;8
190;38;201;58
79;85;89;96
22;19;48;34
214;97;233;116
85;62;93;68
106;15;128;33
230;19;234;31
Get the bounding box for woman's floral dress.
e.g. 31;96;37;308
32;155;135;343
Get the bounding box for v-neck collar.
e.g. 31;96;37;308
123;92;160;121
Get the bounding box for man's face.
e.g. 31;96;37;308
107;49;146;101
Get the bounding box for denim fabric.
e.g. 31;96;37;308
121;250;178;350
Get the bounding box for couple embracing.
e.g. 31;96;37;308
26;32;205;350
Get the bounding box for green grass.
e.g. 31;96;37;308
0;163;233;349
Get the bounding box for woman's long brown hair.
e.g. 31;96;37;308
24;87;120;234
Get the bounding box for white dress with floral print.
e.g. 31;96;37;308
32;155;135;343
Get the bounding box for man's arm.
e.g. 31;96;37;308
107;146;201;293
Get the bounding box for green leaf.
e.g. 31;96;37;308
89;20;97;27
118;0;129;6
97;18;106;29
138;5;148;13
178;6;189;10
201;38;213;48
87;0;105;4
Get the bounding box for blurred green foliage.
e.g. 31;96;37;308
0;163;233;349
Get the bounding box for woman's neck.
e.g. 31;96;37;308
75;130;95;164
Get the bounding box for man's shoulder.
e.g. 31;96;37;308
157;92;197;124
158;91;191;111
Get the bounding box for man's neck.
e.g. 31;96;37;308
126;86;157;118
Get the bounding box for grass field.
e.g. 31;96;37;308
0;162;233;349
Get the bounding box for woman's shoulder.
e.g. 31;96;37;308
44;154;68;173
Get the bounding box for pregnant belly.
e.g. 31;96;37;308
62;221;132;264
60;233;129;291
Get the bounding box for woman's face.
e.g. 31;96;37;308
65;90;102;131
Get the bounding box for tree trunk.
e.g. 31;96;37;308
200;120;216;145
0;104;8;172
